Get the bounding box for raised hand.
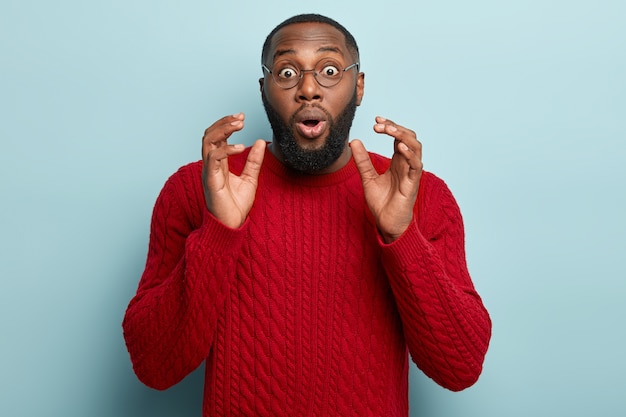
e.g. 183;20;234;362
350;116;423;243
201;113;266;228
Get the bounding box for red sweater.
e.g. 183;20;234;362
123;147;491;416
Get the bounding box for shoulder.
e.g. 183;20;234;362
164;160;203;194
171;160;203;177
164;147;252;193
416;171;464;235
158;149;251;214
420;171;453;200
366;152;450;197
154;161;205;227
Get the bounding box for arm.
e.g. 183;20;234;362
351;116;491;390
123;113;266;390
122;173;248;390
380;176;491;391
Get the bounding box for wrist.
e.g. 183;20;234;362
380;230;401;244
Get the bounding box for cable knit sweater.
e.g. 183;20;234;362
123;147;491;416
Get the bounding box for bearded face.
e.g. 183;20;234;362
262;90;358;174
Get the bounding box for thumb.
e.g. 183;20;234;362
350;140;377;181
240;140;266;183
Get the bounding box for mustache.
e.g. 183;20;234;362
289;103;332;125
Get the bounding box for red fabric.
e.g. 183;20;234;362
123;147;491;416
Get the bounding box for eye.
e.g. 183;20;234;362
320;64;340;78
277;66;298;79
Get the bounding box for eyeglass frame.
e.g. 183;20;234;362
261;60;360;89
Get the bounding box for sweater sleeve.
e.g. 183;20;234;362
122;168;247;390
380;174;491;391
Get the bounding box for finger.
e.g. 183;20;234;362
396;140;423;175
374;116;416;143
240;140;266;183
206;143;245;166
373;116;422;160
203;113;245;141
203;144;247;192
350;139;378;181
202;113;245;160
373;116;399;135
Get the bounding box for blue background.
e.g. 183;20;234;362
1;0;625;416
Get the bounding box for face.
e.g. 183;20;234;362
260;22;364;173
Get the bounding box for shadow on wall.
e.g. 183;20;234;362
109;345;205;417
408;365;439;417
100;245;205;417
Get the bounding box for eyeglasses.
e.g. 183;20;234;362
262;59;360;89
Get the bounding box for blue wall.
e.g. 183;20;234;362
1;1;625;416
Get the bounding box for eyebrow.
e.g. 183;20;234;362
273;46;343;61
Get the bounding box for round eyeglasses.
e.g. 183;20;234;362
262;59;360;89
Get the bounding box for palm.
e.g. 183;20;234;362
205;163;261;228
351;117;423;242
201;114;266;228
362;154;418;240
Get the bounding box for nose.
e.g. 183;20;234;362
296;70;322;102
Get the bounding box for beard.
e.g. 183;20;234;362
262;91;358;173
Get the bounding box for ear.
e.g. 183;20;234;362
259;77;265;95
355;72;365;106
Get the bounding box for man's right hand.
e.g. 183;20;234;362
201;113;266;228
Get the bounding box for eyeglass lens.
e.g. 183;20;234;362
268;59;356;89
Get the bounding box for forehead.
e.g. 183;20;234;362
268;22;351;63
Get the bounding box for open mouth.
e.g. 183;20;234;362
296;120;326;139
294;108;328;139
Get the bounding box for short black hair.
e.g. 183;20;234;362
261;14;359;65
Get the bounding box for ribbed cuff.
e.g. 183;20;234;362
188;209;250;255
379;220;433;271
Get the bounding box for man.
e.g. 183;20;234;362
123;13;491;416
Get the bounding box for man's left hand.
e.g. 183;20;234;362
351;116;423;243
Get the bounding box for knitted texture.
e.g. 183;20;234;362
123;147;491;416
